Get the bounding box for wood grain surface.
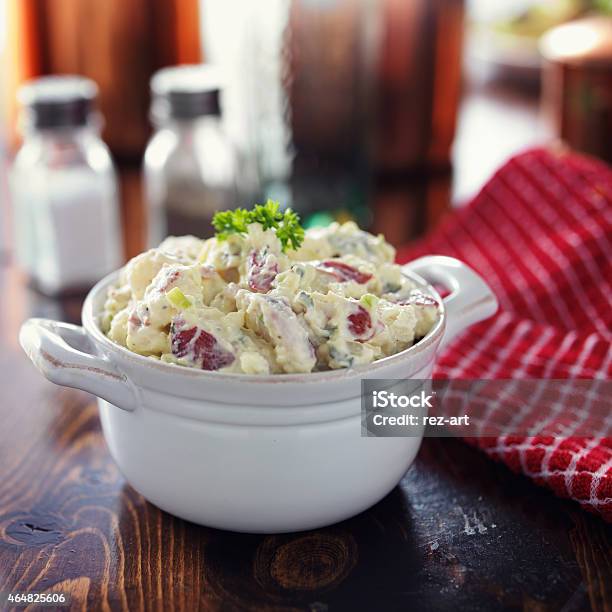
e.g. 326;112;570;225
1;264;611;612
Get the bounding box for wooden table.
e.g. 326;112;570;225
1;75;611;611
1;265;611;611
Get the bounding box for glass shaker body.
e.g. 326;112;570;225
145;116;237;245
144;65;238;247
11;125;122;295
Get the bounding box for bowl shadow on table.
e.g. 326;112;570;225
202;487;422;610
112;437;607;610
114;480;421;609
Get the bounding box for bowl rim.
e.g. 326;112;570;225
82;266;446;385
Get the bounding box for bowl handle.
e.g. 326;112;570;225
403;255;498;347
19;318;137;411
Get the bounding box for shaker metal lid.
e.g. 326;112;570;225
150;64;222;120
540;16;612;67
18;75;98;129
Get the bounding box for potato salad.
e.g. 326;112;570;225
102;205;439;375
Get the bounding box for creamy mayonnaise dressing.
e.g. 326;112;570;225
102;222;439;374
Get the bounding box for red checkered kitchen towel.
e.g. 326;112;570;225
397;148;612;521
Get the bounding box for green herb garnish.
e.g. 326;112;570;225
212;207;251;239
275;208;304;252
249;199;283;230
212;200;304;252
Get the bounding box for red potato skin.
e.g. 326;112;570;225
318;261;372;284
347;305;373;340
171;322;235;370
247;249;279;293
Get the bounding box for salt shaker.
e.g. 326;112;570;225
144;65;238;247
10;76;122;296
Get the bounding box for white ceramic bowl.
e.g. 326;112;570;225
20;256;497;533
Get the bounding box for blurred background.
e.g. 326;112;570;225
0;0;610;309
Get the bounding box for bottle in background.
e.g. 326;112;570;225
540;17;612;165
144;65;238;247
10;75;122;296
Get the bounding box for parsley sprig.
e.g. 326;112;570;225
212;200;304;252
211;207;251;238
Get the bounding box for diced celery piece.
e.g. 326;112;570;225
360;293;379;309
166;287;192;309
